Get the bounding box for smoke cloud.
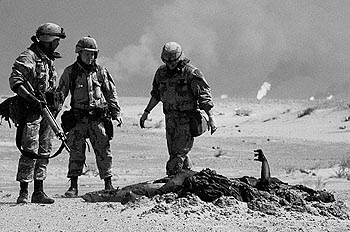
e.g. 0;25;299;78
100;0;350;99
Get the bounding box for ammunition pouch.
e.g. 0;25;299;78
61;109;77;133
187;110;208;137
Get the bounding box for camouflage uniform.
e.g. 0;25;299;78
58;61;121;179
150;59;214;175
9;43;57;182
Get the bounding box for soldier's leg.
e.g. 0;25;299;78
16;117;40;204
31;116;54;204
17;182;29;204
34;115;54;180
65;122;87;197
165;117;177;176
89;120;113;189
67;123;88;177
165;116;194;176
16;155;34;204
175;118;194;170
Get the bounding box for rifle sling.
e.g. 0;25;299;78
15;122;65;159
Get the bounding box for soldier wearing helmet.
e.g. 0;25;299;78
140;42;217;176
57;36;122;197
8;22;66;204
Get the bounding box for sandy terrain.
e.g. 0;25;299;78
0;96;350;231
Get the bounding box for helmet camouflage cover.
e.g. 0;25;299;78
161;42;184;63
75;36;99;53
36;22;66;42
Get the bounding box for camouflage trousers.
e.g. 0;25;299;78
16;114;54;182
66;117;113;179
165;114;194;176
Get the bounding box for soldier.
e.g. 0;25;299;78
140;42;217;176
58;36;122;197
9;22;66;204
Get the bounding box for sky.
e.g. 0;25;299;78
1;0;350;99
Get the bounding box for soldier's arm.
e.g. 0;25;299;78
254;149;271;184
190;68;214;112
190;68;217;134
140;71;160;128
9;52;35;93
144;96;159;114
9;52;43;111
101;67;121;118
145;69;161;114
57;67;71;100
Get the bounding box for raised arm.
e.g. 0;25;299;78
253;149;271;185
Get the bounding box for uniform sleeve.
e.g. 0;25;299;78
190;68;214;112
150;69;161;101
9;51;35;93
57;67;71;100
100;67;121;116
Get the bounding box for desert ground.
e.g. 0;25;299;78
0;96;350;232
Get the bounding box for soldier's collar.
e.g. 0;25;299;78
76;58;98;73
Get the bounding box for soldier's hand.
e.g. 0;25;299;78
115;116;123;127
208;115;217;135
139;112;149;128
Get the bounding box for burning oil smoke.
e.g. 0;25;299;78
99;0;350;98
257;82;271;101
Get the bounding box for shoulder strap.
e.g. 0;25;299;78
69;62;79;94
69;62;79;107
95;65;104;83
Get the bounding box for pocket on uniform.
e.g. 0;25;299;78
188;110;208;137
74;84;86;101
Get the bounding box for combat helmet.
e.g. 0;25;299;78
36;22;66;42
75;36;99;56
161;42;184;63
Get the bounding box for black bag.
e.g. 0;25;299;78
0;96;28;126
61;110;77;133
188;110;208;137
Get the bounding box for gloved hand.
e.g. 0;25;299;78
139;111;149;128
208;115;217;135
114;116;123;127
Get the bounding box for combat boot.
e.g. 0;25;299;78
64;176;78;197
64;187;78;197
104;176;114;190
31;180;54;204
16;182;29;204
31;191;55;204
17;190;29;204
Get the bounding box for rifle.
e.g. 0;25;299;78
24;81;71;159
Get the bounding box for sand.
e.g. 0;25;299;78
0;97;350;232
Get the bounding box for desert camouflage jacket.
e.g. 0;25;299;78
151;59;214;114
9;43;58;94
58;62;121;117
